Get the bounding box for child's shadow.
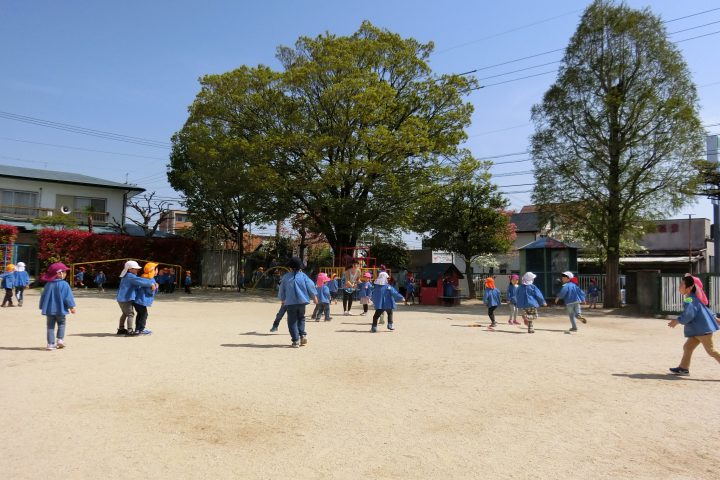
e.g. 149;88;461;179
612;373;720;383
70;333;119;337
0;346;47;351
221;343;290;348
238;331;275;336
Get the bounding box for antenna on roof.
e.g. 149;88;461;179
125;173;128;183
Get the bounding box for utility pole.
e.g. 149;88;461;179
688;213;694;274
707;135;720;272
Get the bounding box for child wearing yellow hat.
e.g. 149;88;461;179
1;264;17;307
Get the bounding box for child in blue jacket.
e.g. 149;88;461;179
13;262;30;307
483;277;501;328
358;272;373;316
278;257;318;348
133;262;159;335
507;274;520;325
516;272;547;334
116;260;155;336
555;272;587;333
667;275;720;375
1;264;17;307
39;262;76;350
370;272;405;332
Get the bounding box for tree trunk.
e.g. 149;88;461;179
465;260;475;299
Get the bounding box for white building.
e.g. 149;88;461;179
0;164;144;230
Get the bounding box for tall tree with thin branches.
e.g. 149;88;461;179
531;0;704;306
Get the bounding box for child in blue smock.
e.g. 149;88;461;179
515;272;547;334
278;257;318;348
133;262;159;335
94;270;106;293
13;262;30;307
555;272;587;333
370;272;405;333
358;272;373;316
507;274;520;325
667;275;720;375
328;274;339;304
483;277;501;328
1;264;16;307
39;262;76;350
116;260;155;336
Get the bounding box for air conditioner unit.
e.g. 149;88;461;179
44;210;54;217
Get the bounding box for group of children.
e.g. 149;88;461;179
14;256;720;377
275;260;407;346
484;271;586;334
1;262;31;307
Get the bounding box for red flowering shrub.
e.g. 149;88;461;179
0;224;19;244
38;229;202;274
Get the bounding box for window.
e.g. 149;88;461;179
671;223;679;233
0;189;38;215
657;224;667;233
175;213;188;222
73;197;106;212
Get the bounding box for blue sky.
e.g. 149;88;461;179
1;1;719;246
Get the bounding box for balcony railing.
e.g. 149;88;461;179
0;204;109;224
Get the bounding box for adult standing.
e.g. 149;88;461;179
278;257;318;348
397;267;408;297
341;262;361;316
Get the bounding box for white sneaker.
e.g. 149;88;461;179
46;344;56;350
56;341;65;349
343;311;350;316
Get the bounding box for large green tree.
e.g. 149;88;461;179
414;156;515;299
530;0;704;307
169;66;289;288
169;21;475;258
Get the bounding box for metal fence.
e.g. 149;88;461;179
201;250;240;287
657;273;720;314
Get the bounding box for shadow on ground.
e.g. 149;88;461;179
612;373;720;383
220;343;290;348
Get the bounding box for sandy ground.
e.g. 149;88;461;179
1;289;719;480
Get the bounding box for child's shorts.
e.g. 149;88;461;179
523;307;538;321
360;297;370;305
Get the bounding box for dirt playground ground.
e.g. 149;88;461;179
1;289;718;479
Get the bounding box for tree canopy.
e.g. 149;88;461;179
168;21;476;256
530;0;705;306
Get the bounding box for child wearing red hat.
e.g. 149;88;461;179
358;272;373;316
39;263;76;350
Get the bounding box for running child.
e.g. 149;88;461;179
555;272;587;333
13;262;30;307
507;274;520;325
94;270;107;293
184;270;192;294
1;264;16;307
358;272;373;316
74;266;86;289
316;272;332;322
483;276;501;328
277;257;318;348
667;275;720;375
39;262;76;350
369;271;405;332
515;272;547;334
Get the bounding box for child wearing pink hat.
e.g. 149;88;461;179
39;263;76;350
358;272;373;316
311;273;332;322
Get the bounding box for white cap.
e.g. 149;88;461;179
374;271;389;285
562;271;574;279
120;260;141;277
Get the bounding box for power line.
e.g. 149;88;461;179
0;137;168;160
663;7;720;23
435;9;581;55
0;111;171;149
674;29;720;43
667;19;720;36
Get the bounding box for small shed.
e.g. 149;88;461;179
418;263;464;305
519;236;578;298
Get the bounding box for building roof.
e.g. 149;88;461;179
519;236;579;250
418;263;464;280
0;164;145;192
510;211;539;233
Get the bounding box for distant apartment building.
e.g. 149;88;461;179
159;209;192;235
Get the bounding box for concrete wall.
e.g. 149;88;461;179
634;270;660;314
640;218;710;251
